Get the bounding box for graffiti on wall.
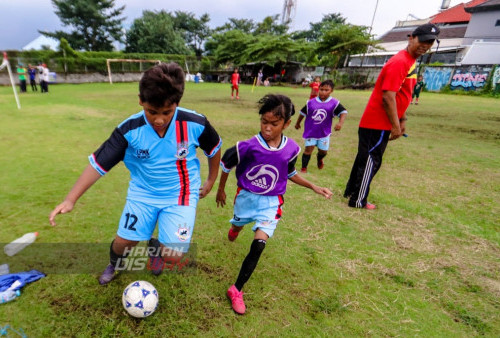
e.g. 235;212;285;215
450;67;491;91
422;67;452;91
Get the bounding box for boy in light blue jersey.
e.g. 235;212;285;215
49;63;222;285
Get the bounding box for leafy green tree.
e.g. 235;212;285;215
40;0;125;51
125;10;191;54
254;15;289;36
245;34;304;65
214;18;256;34
205;30;256;64
172;11;211;57
292;13;346;42
316;23;375;68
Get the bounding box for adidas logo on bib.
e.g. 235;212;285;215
251;177;269;189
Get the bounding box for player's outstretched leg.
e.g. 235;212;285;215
227;284;246;315
99;238;137;285
317;150;327;170
147;238;164;276
301;154;311;173
228;225;243;241
99;240;128;285
227;238;267;314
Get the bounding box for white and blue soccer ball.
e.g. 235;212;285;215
122;280;159;318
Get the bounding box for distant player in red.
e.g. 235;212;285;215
309;76;321;100
231;68;240;99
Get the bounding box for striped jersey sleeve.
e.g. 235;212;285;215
220;145;238;173
88;128;128;175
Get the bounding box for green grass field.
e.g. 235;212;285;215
0;82;498;336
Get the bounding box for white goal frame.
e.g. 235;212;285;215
0;52;21;109
106;59;161;84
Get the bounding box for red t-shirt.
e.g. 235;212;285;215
309;81;320;99
359;50;417;130
231;73;240;86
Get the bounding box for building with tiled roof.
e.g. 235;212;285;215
461;0;500;64
430;0;489;24
348;0;499;67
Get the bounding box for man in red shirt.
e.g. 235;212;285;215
344;23;440;209
231;68;240;99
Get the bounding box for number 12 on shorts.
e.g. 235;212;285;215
123;213;138;231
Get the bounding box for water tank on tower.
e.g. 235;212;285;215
441;0;451;10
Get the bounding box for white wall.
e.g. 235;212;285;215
463;10;500;45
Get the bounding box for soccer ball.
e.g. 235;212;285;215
122;281;159;318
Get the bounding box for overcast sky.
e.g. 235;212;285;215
0;0;464;50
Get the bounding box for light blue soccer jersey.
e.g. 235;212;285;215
89;108;222;206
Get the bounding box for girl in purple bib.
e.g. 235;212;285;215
216;94;332;315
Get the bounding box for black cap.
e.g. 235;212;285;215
409;23;440;41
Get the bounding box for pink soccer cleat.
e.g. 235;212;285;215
364;202;376;210
227;284;246;314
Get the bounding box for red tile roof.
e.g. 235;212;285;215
430;0;490;24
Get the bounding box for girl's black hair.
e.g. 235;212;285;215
320;79;335;89
139;62;185;107
257;94;295;122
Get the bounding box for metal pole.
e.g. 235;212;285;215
360;0;380;68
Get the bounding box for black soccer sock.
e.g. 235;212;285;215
301;154;311;169
234;239;267;291
317;152;327;163
109;240;129;268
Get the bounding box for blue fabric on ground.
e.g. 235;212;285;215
0;270;45;291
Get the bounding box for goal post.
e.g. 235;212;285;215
106;59;161;84
0;52;21;109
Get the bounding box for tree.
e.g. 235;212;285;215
40;0;125;51
125;10;191;55
214;18;256;34
245;34;304;65
316;24;375;68
172;11;211;57
205;30;256;65
292;13;346;42
254;15;289;36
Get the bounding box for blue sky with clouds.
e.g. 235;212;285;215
0;0;462;50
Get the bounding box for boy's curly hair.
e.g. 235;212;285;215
139;62;185;107
257;94;295;122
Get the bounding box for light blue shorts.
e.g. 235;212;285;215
304;136;330;151
116;199;197;253
230;189;284;238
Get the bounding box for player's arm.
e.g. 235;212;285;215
334;103;348;131
199;149;221;199
295;105;307;129
49;164;101;226
49;127;127;226
289;174;332;199
198;119;223;199
216;145;238;207
287;154;332;198
382;90;401;140
216;171;230;208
